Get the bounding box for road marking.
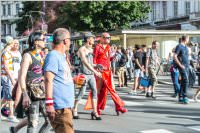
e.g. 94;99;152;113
106;100;143;106
140;129;174;133
187;126;200;132
152;101;173;105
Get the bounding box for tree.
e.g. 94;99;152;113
16;1;150;35
57;1;150;32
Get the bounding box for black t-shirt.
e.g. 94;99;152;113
134;51;144;69
142;52;146;67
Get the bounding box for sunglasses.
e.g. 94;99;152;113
103;36;111;39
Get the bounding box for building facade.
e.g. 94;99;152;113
132;0;200;30
1;1;23;38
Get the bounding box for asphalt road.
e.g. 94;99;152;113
1;81;200;133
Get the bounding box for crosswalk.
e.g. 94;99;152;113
77;85;198;108
75;85;200;133
140;127;200;133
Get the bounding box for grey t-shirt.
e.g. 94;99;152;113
146;48;158;69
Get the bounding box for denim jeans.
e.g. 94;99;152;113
27;100;50;133
179;67;189;99
171;68;180;95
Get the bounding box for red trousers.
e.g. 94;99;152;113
84;70;125;110
97;70;124;110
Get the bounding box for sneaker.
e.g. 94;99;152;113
151;92;157;99
178;98;184;103
183;97;189;104
7;116;19;123
9;126;16;133
146;92;150;97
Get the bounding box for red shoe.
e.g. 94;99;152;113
116;107;128;116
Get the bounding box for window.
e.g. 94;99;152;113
8;24;12;35
8;4;11;16
163;1;167;19
198;1;200;11
185;2;190;15
152;2;157;20
16;3;20;15
2;24;6;35
174;1;178;17
2;5;6;16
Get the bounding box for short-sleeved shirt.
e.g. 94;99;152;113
1;50;13;76
44;50;74;110
11;51;22;79
146;48;158;69
134;51;144;69
175;44;189;68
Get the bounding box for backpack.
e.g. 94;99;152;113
119;53;128;67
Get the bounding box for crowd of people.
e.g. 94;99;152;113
1;28;200;133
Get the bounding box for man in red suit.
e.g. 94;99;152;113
93;32;127;115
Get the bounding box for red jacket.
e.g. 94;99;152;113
93;44;112;70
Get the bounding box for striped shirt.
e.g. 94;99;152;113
1;50;13;76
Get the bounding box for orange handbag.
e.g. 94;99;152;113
73;74;86;89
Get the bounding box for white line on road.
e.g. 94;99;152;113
140;129;174;133
187;126;200;132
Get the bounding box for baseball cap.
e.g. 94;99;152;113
83;32;95;42
5;36;14;45
84;32;95;38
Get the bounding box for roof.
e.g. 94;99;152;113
122;30;200;35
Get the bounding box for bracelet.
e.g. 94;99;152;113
45;98;54;106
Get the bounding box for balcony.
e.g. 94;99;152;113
1;15;20;21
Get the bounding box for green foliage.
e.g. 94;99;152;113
15;1;150;35
15;1;42;35
62;1;150;32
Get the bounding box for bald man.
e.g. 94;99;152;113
93;32;127;115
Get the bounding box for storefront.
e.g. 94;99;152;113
112;30;200;58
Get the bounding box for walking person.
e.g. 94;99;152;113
44;28;74;133
129;45;145;95
92;32;127;116
174;35;190;104
1;36;19;122
145;41;160;99
19;31;49;133
115;47;128;87
170;47;181;98
73;32;102;120
125;49;133;81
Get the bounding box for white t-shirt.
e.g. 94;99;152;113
11;51;22;79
